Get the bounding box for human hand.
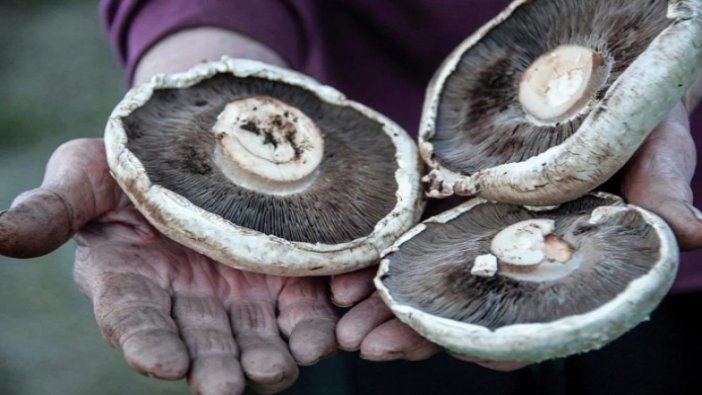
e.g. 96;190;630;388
0;138;338;394
620;102;702;250
331;99;702;370
331;268;528;371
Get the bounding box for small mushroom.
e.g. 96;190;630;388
105;57;424;276
375;193;679;362
420;0;702;205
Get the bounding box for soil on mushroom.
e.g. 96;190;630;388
123;74;399;244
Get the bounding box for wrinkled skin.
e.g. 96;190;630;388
0;102;700;389
0;139;338;395
331;101;702;371
1;22;701;390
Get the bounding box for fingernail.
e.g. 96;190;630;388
687;203;702;221
360;351;402;361
331;296;354;308
298;350;340;366
338;344;360;353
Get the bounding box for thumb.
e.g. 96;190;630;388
0;138;121;258
621;103;702;250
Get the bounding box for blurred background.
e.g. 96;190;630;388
0;1;184;394
0;1;199;393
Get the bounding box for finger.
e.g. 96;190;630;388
621;103;702;249
92;272;188;379
684;71;702;113
229;298;298;394
78;244;189;379
330;266;377;307
632;188;702;250
450;354;529;372
336;292;395;351
0;138;120;258
173;294;245;395
360;319;440;361
277;278;338;365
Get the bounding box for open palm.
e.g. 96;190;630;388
0;138;338;395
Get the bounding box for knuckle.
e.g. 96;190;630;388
174;295;227;325
277;304;336;336
180;327;238;358
230;301;277;334
100;305;176;347
95;272;170;309
54;138;103;157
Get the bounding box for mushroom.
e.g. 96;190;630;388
375;193;679;362
420;0;702;205
104;57;423;276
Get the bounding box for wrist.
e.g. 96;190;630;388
132;27;288;86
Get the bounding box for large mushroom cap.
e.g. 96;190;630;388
376;193;679;362
105;58;423;276
421;0;702;205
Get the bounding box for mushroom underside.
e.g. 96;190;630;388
123;74;400;244
380;195;663;330
430;0;670;175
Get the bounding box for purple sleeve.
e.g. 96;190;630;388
100;0;311;83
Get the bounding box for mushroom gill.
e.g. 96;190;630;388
123;74;399;244
380;195;663;330
430;0;670;175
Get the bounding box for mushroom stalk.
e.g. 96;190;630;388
212;96;324;195
519;45;609;125
488;218;579;282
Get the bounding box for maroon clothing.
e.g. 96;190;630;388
100;0;702;292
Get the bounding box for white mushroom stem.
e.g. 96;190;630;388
491;219;560;266
488;219;579;282
212;96;324;195
519;45;609;125
472;254;499;278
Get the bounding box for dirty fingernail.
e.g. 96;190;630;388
687;203;702;221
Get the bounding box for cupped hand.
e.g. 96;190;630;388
331;100;702;370
0;138;338;395
331;268;528;372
